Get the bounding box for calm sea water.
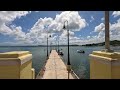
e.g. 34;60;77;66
0;46;120;79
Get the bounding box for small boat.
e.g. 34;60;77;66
77;50;85;53
59;51;64;56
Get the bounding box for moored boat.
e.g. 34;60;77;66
77;50;85;53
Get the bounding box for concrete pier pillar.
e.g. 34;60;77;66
105;11;110;51
89;51;120;79
0;51;35;79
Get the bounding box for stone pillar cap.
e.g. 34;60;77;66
0;51;30;58
0;51;32;65
92;51;120;59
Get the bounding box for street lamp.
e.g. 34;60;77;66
58;38;59;54
50;42;52;53
55;41;57;51
47;34;51;59
57;33;60;54
63;20;71;79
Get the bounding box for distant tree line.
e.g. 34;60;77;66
82;40;120;46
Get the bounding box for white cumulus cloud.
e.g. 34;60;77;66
0;11;30;37
26;11;87;45
112;11;120;17
94;23;105;32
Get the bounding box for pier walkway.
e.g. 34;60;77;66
36;50;78;79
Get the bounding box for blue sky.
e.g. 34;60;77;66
12;11;62;32
0;11;120;46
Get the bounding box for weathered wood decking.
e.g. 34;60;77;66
36;50;79;79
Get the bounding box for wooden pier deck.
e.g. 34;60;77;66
36;50;79;79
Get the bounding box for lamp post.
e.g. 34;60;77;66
63;20;71;79
50;42;52;53
57;33;60;54
55;40;58;51
47;34;51;59
47;35;49;58
58;38;59;54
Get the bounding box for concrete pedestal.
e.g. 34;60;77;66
89;51;120;79
0;51;35;79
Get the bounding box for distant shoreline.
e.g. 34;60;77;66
0;40;119;47
82;40;120;46
0;45;79;47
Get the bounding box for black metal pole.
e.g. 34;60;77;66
67;21;70;65
47;37;48;58
58;40;59;53
63;20;71;79
67;21;70;79
68;70;70;79
50;42;51;53
49;35;51;53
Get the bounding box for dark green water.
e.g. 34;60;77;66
0;46;120;79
